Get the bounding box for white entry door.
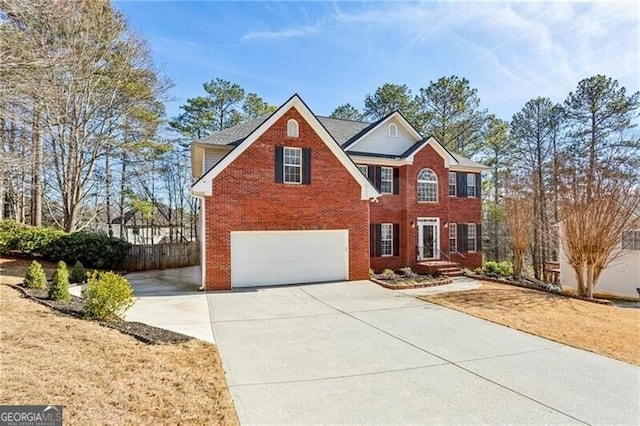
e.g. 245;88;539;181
417;219;439;260
230;230;349;288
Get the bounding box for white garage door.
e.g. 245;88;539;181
230;230;349;288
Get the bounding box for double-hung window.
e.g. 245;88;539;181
467;223;477;252
449;223;457;252
380;167;393;194
283;147;302;184
380;223;393;257
449;172;456;196
357;164;368;178
467;173;476;197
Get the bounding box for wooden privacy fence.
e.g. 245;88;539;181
123;241;200;271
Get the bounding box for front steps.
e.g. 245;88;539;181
416;260;464;277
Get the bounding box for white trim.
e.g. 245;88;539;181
388;123;398;137
380;223;393;257
467;173;477;198
197;196;206;290
448;172;457;197
417;217;440;261
467;223;477;252
449;223;457;253
450;165;490;173
191;95;379;200
417;168;438;203
348;155;412;167
380;166;393;194
345;112;422;151
283;146;302;184
407;137;457;168
287;119;299;137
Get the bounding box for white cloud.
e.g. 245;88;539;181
241;24;319;41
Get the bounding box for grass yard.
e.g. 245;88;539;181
420;282;640;366
0;259;238;425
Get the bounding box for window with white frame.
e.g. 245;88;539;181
380;167;393;194
449;172;456;196
417;169;438;202
357;164;368;178
449;223;457;252
388;123;398;137
287;119;299;138
622;230;640;250
467;173;476;197
283;147;302;183
381;223;393;256
467;223;477;252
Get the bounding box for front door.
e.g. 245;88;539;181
418;219;439;260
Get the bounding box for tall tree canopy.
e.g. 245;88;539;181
363;83;419;124
417;76;487;157
330;103;363;121
242;92;277;119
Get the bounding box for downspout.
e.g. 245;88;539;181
190;191;207;291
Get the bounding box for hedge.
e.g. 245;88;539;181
0;220;131;270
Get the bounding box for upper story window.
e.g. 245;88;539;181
449;172;456;196
380;167;393;194
388;123;398;137
357;164;368;178
283;147;302;183
467;223;477;252
622;230;640;250
467;173;477;197
287;119;299;138
417;169;438;202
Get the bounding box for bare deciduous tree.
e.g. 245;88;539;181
504;176;535;280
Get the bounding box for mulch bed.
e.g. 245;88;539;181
10;284;192;345
465;273;615;306
371;275;452;290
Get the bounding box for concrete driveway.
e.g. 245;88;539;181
208;280;640;425
124;266;215;343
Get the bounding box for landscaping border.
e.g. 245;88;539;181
465;273;613;306
370;276;452;290
6;283;192;344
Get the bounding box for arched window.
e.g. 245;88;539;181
388;123;398;137
287;119;299;137
417;169;438;202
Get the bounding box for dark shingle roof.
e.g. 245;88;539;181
192;112;484;168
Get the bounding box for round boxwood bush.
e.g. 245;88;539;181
49;261;71;302
82;271;134;321
24;260;47;289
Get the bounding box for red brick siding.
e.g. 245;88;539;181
204;108;370;290
369;144;483;272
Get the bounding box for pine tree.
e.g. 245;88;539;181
24;260;47;289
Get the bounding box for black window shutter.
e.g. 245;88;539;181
275;146;284;183
476;173;481;198
477;224;482;251
370;224;381;258
393;168;399;194
302;148;311;185
374;166;382;191
457;224;468;253
457;172;467;197
367;165;375;182
393;224;400;256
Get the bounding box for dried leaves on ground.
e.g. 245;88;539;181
420;282;640;366
0;280;238;425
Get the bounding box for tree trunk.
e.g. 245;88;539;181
30;107;42;226
105;143;113;237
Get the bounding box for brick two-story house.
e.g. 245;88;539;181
190;94;486;290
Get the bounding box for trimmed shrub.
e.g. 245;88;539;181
0;219;22;254
82;271;134;321
44;231;131;270
481;261;514;277
383;268;396;279
496;261;514;277
16;226;65;256
49;261;71;302
24;260;47;289
368;268;375;278
70;261;86;284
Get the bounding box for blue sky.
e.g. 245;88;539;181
116;1;639;122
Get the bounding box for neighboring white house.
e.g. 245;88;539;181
559;218;640;298
104;207;189;245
